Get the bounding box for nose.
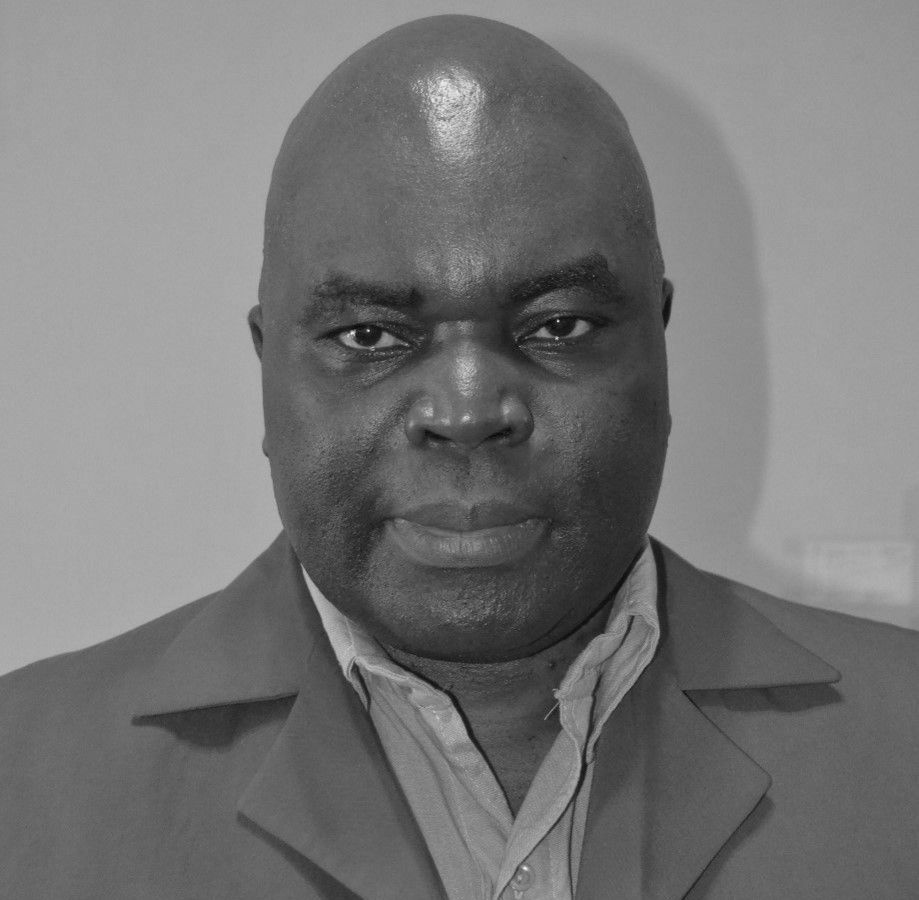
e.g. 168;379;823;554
404;343;534;450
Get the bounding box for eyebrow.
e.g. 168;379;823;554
307;252;620;314
311;273;418;311
506;252;619;306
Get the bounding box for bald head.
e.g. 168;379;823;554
251;15;673;663
262;15;661;284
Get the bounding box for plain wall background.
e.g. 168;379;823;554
3;0;918;674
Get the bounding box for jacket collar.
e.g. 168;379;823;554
134;533;840;900
650;539;839;690
137;534;838;717
135;533;311;716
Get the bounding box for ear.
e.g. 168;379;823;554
661;278;674;328
248;304;264;359
248;305;270;458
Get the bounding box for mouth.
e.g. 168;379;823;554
385;515;549;569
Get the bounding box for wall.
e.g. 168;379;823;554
3;0;918;674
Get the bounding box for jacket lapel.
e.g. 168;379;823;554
136;534;444;900
577;541;839;900
576;681;645;898
237;633;445;900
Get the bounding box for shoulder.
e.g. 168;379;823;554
0;590;219;890
718;568;918;686
0;535;309;895
657;538;918;672
654;538;919;739
0;591;213;694
677;550;919;794
736;578;919;748
0;593;213;758
654;547;919;895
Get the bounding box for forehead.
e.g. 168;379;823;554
271;82;650;289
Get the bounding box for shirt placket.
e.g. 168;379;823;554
493;686;595;900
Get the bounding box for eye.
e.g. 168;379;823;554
334;324;408;351
523;316;595;342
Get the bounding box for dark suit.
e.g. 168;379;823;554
2;534;917;898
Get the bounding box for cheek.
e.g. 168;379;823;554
264;376;400;559
556;361;669;526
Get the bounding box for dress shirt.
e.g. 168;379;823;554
304;539;659;900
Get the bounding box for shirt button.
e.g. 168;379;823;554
510;863;534;896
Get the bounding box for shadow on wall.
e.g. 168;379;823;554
556;41;771;584
555;38;914;628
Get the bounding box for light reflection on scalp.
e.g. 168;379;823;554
413;67;486;164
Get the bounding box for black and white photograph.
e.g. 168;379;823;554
2;2;917;897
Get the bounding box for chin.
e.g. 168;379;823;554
352;561;596;662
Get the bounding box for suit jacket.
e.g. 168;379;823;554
1;534;917;899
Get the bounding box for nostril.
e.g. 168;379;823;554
404;392;533;449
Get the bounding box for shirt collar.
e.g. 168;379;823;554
554;537;658;700
302;568;374;701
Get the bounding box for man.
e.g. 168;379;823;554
1;14;916;900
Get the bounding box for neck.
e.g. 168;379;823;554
383;593;614;720
383;593;619;815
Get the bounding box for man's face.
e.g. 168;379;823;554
254;94;670;662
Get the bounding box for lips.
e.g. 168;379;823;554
384;501;549;568
390;500;543;531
